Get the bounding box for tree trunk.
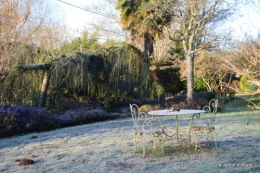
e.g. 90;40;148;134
143;31;154;57
39;69;51;108
129;31;154;58
186;54;194;101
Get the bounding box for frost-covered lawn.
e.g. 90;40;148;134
1;95;260;173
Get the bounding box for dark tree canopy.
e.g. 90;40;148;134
0;43;168;110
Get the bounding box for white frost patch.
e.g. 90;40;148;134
1;112;260;172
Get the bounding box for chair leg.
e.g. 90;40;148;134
207;131;210;146
194;131;203;151
135;133;165;157
160;134;164;153
152;133;164;154
155;133;164;154
142;136;146;158
152;135;157;154
214;130;217;148
191;129;218;151
194;132;198;151
188;130;196;149
134;135;137;153
188;129;192;145
206;130;217;149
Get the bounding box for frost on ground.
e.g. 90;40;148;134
0;109;260;173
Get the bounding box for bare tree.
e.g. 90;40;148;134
224;38;260;92
193;50;236;93
0;0;68;72
223;36;260;109
164;0;239;100
33;20;70;52
223;0;260;94
83;0;128;42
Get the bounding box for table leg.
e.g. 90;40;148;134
176;115;179;143
158;116;163;129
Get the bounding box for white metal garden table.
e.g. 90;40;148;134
148;109;206;144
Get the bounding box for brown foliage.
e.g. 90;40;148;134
16;158;35;166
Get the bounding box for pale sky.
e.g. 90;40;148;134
54;0;260;39
54;0;99;37
231;2;260;39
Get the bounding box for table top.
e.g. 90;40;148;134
148;109;206;116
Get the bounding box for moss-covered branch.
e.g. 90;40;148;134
17;64;51;71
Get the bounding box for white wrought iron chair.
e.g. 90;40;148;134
130;104;164;157
188;99;218;150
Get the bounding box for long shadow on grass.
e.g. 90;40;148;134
145;135;260;159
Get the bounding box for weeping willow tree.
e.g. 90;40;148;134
48;44;162;108
0;42;63;107
0;43;164;110
97;44;158;106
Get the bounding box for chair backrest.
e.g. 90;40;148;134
205;99;218;123
190;99;218;127
130;104;152;132
203;99;218;126
204;99;218;114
